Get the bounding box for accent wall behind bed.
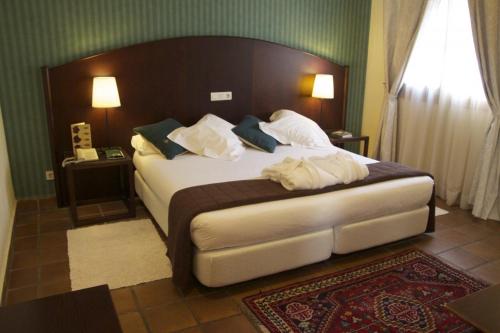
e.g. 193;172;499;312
44;36;349;206
0;0;371;199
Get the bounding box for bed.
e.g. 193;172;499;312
41;36;434;288
134;145;434;287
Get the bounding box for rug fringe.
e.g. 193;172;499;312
239;300;271;333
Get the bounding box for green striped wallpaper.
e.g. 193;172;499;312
0;0;371;198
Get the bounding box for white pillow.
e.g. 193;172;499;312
131;134;162;155
269;109;298;121
259;109;332;148
167;114;245;160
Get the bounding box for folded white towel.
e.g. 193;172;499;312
309;153;369;184
262;151;369;190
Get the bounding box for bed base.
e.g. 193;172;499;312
135;171;429;287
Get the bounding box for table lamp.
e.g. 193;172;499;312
92;77;121;148
312;74;334;130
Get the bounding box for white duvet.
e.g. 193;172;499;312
262;152;369;190
134;145;373;201
134;146;434;251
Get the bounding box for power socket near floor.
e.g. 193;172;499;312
45;170;54;181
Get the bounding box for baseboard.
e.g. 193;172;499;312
0;199;17;305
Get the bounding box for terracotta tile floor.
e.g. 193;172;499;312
3;197;500;333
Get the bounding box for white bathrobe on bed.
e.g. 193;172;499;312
262;151;369;190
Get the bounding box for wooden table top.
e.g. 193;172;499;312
0;285;122;333
446;284;500;333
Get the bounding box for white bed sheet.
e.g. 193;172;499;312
133;146;434;251
134;145;374;201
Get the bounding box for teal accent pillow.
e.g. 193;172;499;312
232;115;278;153
134;118;186;159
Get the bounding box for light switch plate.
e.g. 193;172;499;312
210;91;232;101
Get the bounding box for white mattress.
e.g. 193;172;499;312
133;146;434;251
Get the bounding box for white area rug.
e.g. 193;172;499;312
435;207;449;216
67;219;171;290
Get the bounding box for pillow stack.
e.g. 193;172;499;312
232;115;278;153
131;110;331;160
131;134;162;156
133;118;186;159
259;109;332;149
167;114;245;161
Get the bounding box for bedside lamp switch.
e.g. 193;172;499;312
210;91;232;101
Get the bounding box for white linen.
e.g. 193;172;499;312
262;152;369;190
134;145;356;202
190;177;432;251
398;0;494;217
193;229;334;287
192;207;428;287
167;114;245;160
259;109;332;148
136;167;432;253
269;109;297;121
332;207;428;254
131;134;161;156
263;157;338;190
133;145;434;251
309;154;369;183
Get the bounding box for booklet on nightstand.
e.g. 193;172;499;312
105;148;125;159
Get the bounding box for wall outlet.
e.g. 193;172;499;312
210;91;232;101
45;170;54;181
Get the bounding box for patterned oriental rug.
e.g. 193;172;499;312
242;249;487;333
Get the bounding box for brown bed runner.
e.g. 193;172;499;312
167;161;435;291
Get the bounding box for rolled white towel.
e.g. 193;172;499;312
264;157;340;190
309;151;369;184
262;152;369;190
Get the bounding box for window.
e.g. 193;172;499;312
402;0;485;101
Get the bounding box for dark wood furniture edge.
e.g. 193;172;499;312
0;285;123;333
426;184;435;232
127;155;135;217
41;66;62;206
49;35;346;71
445;284;500;333
329;135;369;143
65;152;136;226
71;212;136;227
329;135;369;157
446;305;488;331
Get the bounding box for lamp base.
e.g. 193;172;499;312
105;108;110;148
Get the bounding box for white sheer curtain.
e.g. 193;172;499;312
397;0;493;211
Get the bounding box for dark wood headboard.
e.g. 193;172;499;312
42;36;348;206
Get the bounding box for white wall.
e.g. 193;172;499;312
0;103;16;299
361;0;386;158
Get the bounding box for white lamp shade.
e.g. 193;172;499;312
92;77;121;108
312;74;334;99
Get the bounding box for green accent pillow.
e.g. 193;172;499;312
232;115;278;153
134;118;186;159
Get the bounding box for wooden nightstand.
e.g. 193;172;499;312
329;135;369;157
65;148;136;226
